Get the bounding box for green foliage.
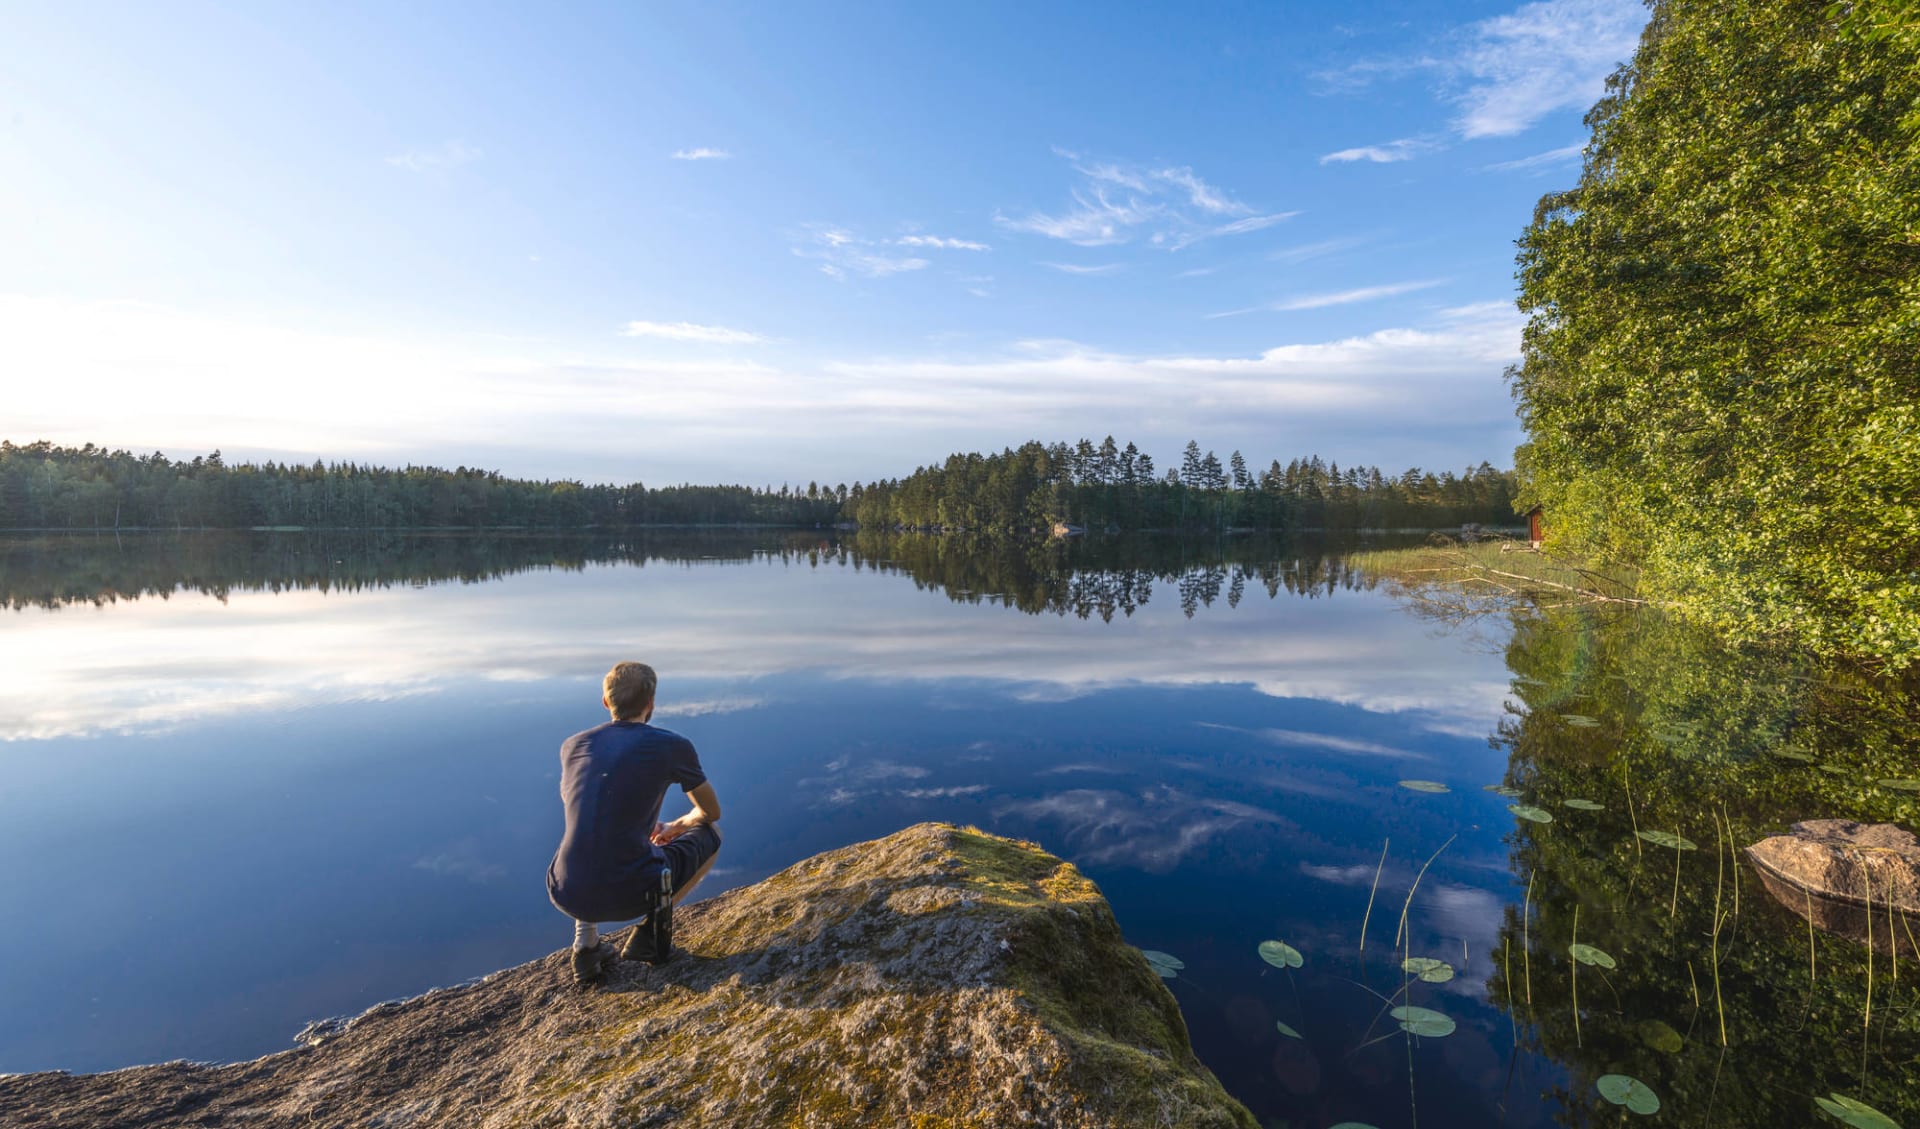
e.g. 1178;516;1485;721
1485;602;1920;1127
0;440;845;529
844;437;1519;533
1510;0;1920;667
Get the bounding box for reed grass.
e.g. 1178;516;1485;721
1570;902;1583;1048
1522;869;1536;1009
1359;838;1388;953
1711;810;1728;1047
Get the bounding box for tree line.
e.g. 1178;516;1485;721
845;438;1518;531
0;441;845;530
0;439;1516;534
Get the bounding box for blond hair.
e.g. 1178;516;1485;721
603;662;658;720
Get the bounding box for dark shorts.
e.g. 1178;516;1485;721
659;823;722;894
548;824;722;924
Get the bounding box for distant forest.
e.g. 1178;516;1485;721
0;439;1517;533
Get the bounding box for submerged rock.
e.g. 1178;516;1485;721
1746;820;1920;951
0;823;1255;1129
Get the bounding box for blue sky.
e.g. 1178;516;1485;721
0;0;1647;486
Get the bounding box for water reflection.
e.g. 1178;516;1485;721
1;532;1915;1129
1483;605;1920;1127
0;531;1504;743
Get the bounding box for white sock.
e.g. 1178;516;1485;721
573;920;599;951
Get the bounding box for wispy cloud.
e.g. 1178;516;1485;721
1040;261;1123;275
385;140;481;172
620;320;767;345
897;235;991;251
1216;279;1447;316
998;149;1288;251
1453;0;1645;138
1321;138;1434;165
1268;235;1373;263
1483;141;1586;172
670;147;732;161
1316;0;1645;142
794;225;930;280
1252;727;1428;759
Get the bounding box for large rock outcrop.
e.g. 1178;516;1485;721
0;823;1255;1128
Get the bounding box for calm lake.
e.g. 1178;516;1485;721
2;530;1915;1127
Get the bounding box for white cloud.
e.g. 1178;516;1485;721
1321;138;1434;164
998;151;1286;250
1218;278;1447;315
385;140;481;172
1246;726;1428;759
1268;236;1373;263
1483;141;1586;172
619;320;767;345
1316;0;1645;142
0;292;1522;486
896;235;990;251
1040;261;1122;275
1154;166;1244;215
795;225;931;280
1453;0;1646;138
671;147;731;161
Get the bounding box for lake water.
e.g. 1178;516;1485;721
2;530;1915;1128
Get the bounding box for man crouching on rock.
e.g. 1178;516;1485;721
547;661;723;987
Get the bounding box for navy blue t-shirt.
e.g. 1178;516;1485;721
546;720;707;923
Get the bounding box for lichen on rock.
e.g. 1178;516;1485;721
0;822;1255;1128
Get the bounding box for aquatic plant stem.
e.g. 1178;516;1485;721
1622;762;1642;862
1359;838;1388;953
1724;803;1740;920
1571;902;1582;1048
1863;867;1873;1073
1669;831;1682;918
1712;811;1727;1047
1394;835;1456;951
1522;869;1536;1010
1806;884;1817;988
1503;937;1517;1044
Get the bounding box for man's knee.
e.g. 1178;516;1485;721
708;821;723;846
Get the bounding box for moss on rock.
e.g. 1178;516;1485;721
0;823;1255;1128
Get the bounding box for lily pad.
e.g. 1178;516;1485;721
1561;714;1601;727
1509;803;1554;824
1569;943;1616;969
1391;1005;1456;1037
1140;949;1185;971
1563;798;1606;811
1274;1019;1303;1039
1771;750;1816;763
1879;779;1920;793
1402;956;1455;983
1636;829;1697;851
1815;1094;1901;1129
1398;779;1450;793
1257;940;1304;969
1484;784;1523;798
1637;1018;1683;1053
1598;1074;1660;1115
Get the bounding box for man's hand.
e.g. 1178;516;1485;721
651;817;699;845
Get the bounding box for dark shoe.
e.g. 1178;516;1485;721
571;942;614;988
619;917;659;963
